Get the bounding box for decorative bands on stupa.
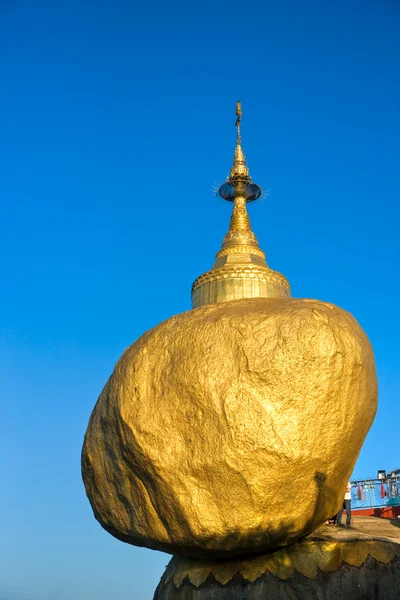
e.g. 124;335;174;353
215;245;266;260
191;265;290;308
191;101;291;308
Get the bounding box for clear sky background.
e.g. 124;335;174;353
0;1;399;598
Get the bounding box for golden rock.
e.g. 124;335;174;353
82;297;377;558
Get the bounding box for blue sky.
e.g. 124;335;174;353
0;0;399;598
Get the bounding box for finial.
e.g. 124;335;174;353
236;100;242;144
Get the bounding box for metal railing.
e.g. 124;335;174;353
350;473;400;510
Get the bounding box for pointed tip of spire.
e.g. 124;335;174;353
218;102;262;202
235;100;242;139
228;100;250;184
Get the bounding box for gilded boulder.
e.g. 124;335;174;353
82;297;377;558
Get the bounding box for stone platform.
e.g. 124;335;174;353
154;517;400;599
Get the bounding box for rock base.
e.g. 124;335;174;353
154;517;400;600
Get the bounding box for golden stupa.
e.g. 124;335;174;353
192;102;290;308
82;103;377;559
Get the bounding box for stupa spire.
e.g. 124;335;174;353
220;101;261;252
229;101;250;182
191;102;291;308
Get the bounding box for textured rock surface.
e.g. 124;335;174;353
153;518;400;599
82;297;377;558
